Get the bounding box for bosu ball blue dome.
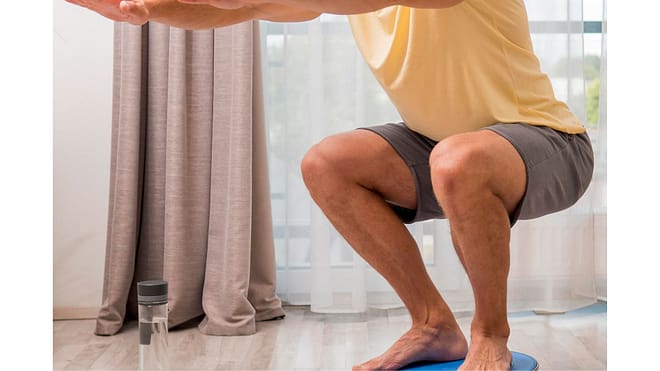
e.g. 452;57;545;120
400;351;539;370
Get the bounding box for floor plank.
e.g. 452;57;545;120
53;302;606;370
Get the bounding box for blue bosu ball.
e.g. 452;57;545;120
400;351;539;370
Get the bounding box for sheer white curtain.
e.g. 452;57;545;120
261;0;607;314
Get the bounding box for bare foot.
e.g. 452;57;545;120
353;324;468;370
458;334;512;371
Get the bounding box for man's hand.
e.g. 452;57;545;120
65;0;150;25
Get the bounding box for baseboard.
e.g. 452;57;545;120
53;306;99;320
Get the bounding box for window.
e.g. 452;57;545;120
261;1;605;273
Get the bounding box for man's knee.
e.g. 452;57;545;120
300;135;348;190
429;131;527;217
300;143;325;190
429;135;492;202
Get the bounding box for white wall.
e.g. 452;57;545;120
53;2;114;318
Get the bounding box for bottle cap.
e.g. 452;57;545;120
137;280;168;305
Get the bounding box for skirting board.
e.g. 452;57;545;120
54;307;99;320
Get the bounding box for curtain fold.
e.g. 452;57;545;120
96;20;284;337
261;0;606;313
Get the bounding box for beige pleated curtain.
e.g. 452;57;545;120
95;20;284;337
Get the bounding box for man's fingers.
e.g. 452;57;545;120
64;0;89;8
64;0;145;23
119;1;149;24
119;0;135;14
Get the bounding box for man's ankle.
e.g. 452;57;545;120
470;321;510;339
411;308;460;331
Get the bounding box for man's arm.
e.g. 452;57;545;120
257;0;466;15
65;0;320;30
147;0;321;29
146;0;256;29
178;0;465;15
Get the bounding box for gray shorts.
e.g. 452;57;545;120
360;122;594;226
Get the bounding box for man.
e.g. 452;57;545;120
66;1;594;370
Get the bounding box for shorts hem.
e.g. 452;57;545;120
357;127;425;224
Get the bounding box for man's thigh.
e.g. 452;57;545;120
362;122;594;225
359;123;441;223
309;128;417;211
483;123;594;222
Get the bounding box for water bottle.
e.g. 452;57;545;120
138;280;169;370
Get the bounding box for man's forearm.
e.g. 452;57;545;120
142;0;460;30
145;0;320;29
145;0;256;29
262;0;464;15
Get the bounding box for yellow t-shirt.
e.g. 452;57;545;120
348;0;585;141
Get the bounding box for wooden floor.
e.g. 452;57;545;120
53;302;606;370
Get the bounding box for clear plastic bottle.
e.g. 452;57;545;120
138;280;169;370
